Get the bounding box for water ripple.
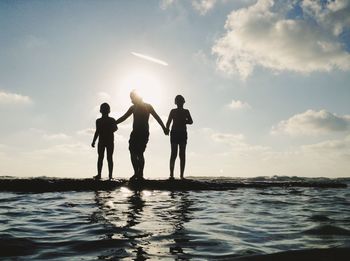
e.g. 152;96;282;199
0;183;350;259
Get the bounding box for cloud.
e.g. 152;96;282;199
160;0;218;14
77;128;95;136
212;131;270;154
43;133;71;141
97;92;111;101
227;99;251;110
193;49;211;65
192;0;217;15
302;135;350;159
0;90;33;105
22;128;71;142
212;132;245;144
272;109;350;136
160;0;175;9
212;0;350;79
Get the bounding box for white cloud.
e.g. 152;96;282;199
212;0;350;79
43;133;71;141
227;99;251;110
212;131;270;154
272;109;350;136
302;135;350;159
160;0;218;14
160;0;175;9
0;90;33;105
208;128;350;177
97;92;111;101
30;143;90;157
212;132;245;143
77;128;95;136
192;0;217;15
193;49;211;65
302;136;350;154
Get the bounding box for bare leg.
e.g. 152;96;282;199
130;152;139;178
97;143;105;179
106;144;114;179
138;153;145;178
179;143;186;179
170;143;178;178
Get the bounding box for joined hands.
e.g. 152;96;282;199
164;127;170;135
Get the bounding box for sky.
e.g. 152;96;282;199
0;0;350;179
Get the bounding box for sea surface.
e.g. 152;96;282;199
1;177;350;260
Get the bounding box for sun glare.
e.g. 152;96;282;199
117;69;164;109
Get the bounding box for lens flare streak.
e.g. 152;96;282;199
131;52;168;66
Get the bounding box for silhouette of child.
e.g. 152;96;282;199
166;95;193;179
91;103;118;180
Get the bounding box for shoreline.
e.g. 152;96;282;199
0;177;347;192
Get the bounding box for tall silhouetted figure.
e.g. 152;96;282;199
91;103;118;180
116;90;168;181
166;95;193;179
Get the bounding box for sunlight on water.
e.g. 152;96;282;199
1;183;350;260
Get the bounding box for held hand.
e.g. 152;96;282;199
91;142;95;148
114;125;118;132
164;128;170;136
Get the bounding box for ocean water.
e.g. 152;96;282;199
1;179;350;260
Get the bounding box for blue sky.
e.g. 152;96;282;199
1;0;349;178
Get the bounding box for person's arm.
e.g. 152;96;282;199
115;106;133;124
166;110;173;131
150;105;168;135
186;110;193;125
91;120;99;147
113;119;118;132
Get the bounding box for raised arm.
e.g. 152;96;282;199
116;106;133;124
186;110;193;125
150;105;168;135
91;120;99;147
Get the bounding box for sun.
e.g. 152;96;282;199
117;68;164;109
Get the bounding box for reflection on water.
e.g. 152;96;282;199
94;189;194;260
0;185;350;260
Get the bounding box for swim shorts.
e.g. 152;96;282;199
170;130;187;144
129;130;149;153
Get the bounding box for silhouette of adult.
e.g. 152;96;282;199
116;90;168;180
91;103;118;180
166;95;193;179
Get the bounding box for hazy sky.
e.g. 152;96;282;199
1;0;350;178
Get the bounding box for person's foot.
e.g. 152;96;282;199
169;176;175;180
93;175;101;180
180;176;185;180
108;176;113;181
129;174;138;181
137;176;144;181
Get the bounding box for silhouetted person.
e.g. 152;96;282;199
166;95;193;179
116;90;168;181
91;103;118;180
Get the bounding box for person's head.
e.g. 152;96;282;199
100;103;110;115
175;95;185;107
130;90;143;105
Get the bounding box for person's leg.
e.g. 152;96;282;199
106;143;114;179
130;151;139;179
138;152;145;179
179;143;187;179
170;143;178;178
96;143;105;179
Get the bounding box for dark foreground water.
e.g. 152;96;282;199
1;179;350;260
